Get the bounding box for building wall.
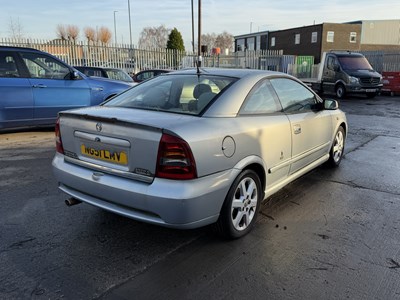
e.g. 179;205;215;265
234;32;269;51
361;20;400;45
360;44;400;51
234;20;398;64
320;23;362;56
268;24;323;62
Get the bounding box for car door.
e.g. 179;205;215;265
321;55;338;94
19;51;91;124
0;50;34;129
239;79;292;188
270;78;332;174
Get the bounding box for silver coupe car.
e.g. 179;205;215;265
52;68;347;239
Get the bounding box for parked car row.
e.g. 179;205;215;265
73;66;172;84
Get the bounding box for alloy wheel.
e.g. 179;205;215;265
230;177;258;231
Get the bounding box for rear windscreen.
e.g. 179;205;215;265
104;74;237;115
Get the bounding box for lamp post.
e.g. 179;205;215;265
113;10;118;45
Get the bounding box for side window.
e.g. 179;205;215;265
91;70;103;77
137;71;154;81
270;78;317;113
240;80;281;114
0;52;20;78
20;52;70;80
327;57;336;70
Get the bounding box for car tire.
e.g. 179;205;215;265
335;84;346;99
327;126;345;167
214;169;262;239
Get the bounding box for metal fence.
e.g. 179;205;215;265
0;38;188;74
0;38;287;73
361;51;400;73
1;38;399;75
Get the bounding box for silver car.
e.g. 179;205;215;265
52;68;347;239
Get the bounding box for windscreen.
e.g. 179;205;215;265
338;56;373;71
104;74;237;115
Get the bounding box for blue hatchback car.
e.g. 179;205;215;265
0;46;133;130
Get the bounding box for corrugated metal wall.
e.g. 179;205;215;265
361;20;400;45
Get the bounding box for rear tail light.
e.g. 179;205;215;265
55;118;64;154
156;133;197;180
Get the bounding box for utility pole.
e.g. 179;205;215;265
113;10;118;45
128;0;132;46
198;0;201;67
191;0;195;66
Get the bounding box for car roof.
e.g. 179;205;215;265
75;66;125;71
330;52;364;58
0;46;41;52
74;66;102;70
137;69;172;72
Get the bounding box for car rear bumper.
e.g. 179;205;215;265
52;153;238;229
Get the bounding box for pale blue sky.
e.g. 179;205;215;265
1;0;399;49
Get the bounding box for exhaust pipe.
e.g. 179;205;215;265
65;197;82;207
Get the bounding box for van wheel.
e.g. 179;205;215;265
335;84;346;99
214;169;262;239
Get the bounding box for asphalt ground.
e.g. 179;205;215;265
1;95;399;299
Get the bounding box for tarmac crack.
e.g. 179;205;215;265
345;134;378;155
321;178;400;197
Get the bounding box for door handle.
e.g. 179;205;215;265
293;124;301;134
32;84;47;88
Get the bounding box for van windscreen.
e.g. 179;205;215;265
338;56;373;71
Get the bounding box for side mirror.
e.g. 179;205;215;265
333;64;340;72
324;99;339;110
71;70;80;79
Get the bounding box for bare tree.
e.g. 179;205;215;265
67;25;79;43
84;27;96;44
215;31;234;53
8;17;24;40
56;24;68;40
200;33;217;53
138;25;170;48
98;26;112;45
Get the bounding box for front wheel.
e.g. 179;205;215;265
214;169;262;239
327;126;345;167
335;84;346;99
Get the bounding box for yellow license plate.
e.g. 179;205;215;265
80;144;128;165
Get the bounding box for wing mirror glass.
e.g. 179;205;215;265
324;99;339;110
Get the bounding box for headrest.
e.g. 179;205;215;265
193;83;211;99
